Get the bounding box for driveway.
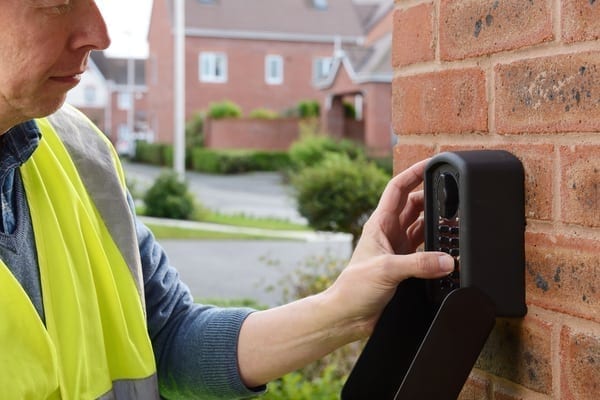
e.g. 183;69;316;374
122;161;306;224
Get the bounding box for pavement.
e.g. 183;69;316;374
123;162;353;306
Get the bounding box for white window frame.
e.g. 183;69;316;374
199;52;228;83
313;57;333;83
265;55;284;85
313;0;328;10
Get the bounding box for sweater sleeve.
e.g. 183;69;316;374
128;194;266;399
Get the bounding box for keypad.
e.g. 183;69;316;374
436;221;460;290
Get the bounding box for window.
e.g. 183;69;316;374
199;52;227;83
265;55;283;85
313;0;328;10
83;85;97;105
313;57;333;83
118;92;132;110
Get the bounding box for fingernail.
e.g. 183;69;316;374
439;255;455;273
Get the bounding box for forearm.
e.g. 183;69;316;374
237;290;364;388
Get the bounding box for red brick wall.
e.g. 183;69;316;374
392;1;599;399
205;118;301;151
146;0;334;144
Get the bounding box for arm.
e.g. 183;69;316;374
237;159;456;387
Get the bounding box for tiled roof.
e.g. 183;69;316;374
176;0;365;41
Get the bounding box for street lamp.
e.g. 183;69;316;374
174;0;186;178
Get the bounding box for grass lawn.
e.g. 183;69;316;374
142;209;309;240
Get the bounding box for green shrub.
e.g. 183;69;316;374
249;108;279;119
343;101;356;119
297;99;320;118
288;129;366;171
190;148;291;174
143;171;195;220
207;100;242;119
261;364;344;400
291;153;388;245
133;141;167;165
185;112;205;148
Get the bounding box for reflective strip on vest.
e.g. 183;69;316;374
0;105;158;399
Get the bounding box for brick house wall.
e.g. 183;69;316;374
391;1;599;399
146;0;359;144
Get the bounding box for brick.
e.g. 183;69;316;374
476;315;553;394
458;371;490;399
560;325;600;400
562;0;600;43
495;52;600;134
494;383;552;400
560;145;600;228
392;143;435;175
525;233;600;322
439;0;552;61
392;3;435;67
392;69;488;135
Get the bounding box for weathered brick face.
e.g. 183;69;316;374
439;0;553;60
392;68;488;134
393;0;600;398
495;52;600;134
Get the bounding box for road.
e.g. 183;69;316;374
122;161;306;224
122;162;353;306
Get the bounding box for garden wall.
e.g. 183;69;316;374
392;1;599;399
204;118;301;151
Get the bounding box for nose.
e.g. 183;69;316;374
70;1;111;51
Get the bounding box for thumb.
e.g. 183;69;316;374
388;252;455;282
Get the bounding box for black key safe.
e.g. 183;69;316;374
341;150;527;400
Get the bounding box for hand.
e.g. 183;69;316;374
237;159;455;387
325;159;455;339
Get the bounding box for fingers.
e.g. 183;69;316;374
376;159;429;216
398;190;424;230
383;252;455;283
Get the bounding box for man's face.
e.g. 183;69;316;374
0;0;110;132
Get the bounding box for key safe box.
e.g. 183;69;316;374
342;150;527;400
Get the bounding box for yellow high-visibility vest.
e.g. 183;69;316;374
0;105;158;399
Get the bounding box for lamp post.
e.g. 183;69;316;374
173;0;186;178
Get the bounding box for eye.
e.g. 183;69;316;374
27;0;72;15
46;4;73;15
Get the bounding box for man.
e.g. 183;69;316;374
0;1;455;399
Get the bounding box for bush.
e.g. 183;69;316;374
133;141;167;165
207;100;242;119
261;365;344;400
185;112;205;148
297;99;320;118
190;148;292;174
288;128;366;171
249;108;279;119
291;153;388;245
143;171;195;220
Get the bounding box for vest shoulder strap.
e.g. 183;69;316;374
46;105;146;311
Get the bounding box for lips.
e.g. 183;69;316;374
49;71;84;85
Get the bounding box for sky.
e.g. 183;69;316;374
96;0;153;58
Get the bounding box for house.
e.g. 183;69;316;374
65;56;110;132
317;1;394;156
146;0;369;145
68;51;152;155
